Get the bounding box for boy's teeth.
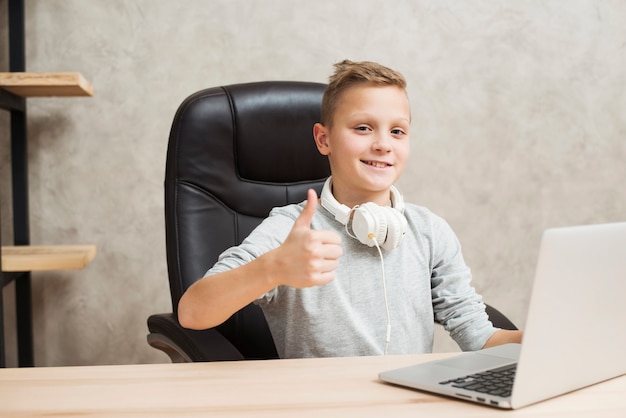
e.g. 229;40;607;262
366;161;387;168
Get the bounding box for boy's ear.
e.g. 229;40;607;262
313;123;331;155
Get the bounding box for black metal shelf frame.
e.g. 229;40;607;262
1;0;34;368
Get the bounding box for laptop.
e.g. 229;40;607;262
379;222;626;409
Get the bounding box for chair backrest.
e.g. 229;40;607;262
165;81;329;358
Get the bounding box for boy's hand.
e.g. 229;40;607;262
275;189;342;288
178;189;342;330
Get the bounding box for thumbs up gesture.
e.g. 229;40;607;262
275;189;343;288
177;189;343;330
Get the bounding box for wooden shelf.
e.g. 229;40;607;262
0;72;93;97
1;245;96;272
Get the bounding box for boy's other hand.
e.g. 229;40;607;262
276;189;342;288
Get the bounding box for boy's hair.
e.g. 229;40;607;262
320;59;407;127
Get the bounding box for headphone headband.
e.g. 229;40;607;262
320;176;407;250
320;177;404;225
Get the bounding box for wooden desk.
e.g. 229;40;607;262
0;353;624;417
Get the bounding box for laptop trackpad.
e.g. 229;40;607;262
436;352;515;372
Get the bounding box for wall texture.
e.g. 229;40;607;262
1;0;624;366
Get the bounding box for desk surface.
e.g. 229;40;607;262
0;353;624;417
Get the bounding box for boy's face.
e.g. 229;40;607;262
314;84;411;207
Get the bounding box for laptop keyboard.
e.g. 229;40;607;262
439;364;516;398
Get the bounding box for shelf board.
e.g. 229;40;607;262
1;245;96;272
0;72;94;97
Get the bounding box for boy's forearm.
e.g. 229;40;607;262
177;251;278;330
482;329;523;349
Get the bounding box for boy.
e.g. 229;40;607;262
178;60;522;358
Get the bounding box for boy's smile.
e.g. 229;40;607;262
314;84;411;208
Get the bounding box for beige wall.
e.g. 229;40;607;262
1;0;624;366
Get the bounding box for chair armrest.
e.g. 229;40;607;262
147;313;244;362
485;304;518;330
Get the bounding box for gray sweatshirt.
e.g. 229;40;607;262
207;200;497;358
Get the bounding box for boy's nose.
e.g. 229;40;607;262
372;134;392;152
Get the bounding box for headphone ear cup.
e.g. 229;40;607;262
351;203;388;247
380;207;407;250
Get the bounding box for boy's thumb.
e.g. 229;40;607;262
294;189;318;229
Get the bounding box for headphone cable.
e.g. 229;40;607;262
369;233;391;355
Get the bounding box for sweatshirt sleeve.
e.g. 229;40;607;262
429;216;498;351
204;204;301;302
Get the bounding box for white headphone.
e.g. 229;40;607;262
320;177;407;250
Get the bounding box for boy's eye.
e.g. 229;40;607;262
355;126;370;132
391;128;405;135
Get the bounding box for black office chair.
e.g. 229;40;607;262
146;81;516;363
